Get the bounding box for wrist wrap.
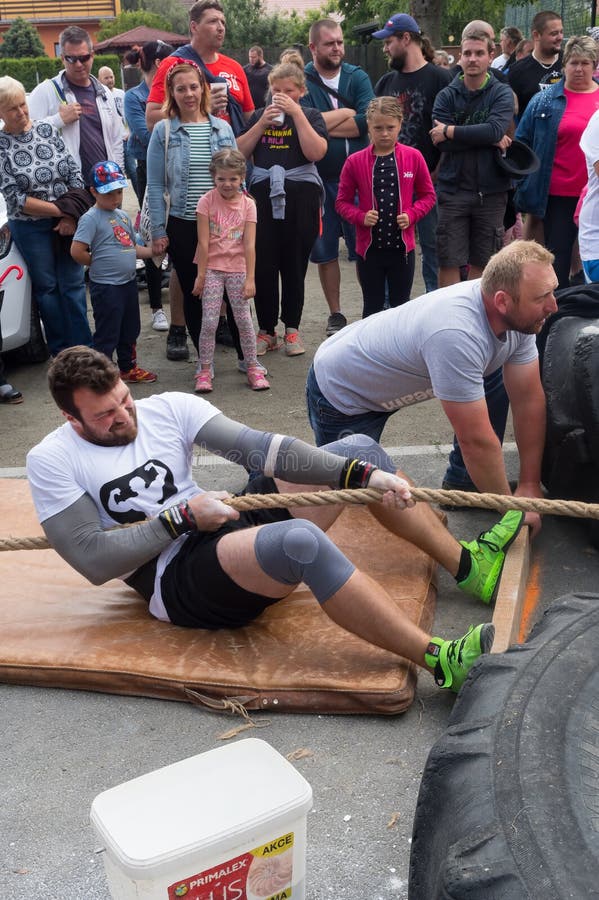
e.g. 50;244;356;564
339;458;378;490
158;500;197;539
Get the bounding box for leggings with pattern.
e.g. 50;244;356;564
199;269;257;368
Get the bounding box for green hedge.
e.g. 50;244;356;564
0;55;121;92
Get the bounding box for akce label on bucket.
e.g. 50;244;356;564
168;831;295;900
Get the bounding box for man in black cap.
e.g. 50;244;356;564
373;13;451;293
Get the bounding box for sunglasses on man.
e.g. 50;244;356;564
63;53;93;64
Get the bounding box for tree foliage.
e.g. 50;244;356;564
97;10;172;42
0;17;46;58
278;3;340;46
335;0;510;47
442;0;508;44
221;0;336;48
336;0;403;44
120;0;206;34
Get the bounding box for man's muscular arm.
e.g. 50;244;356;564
195;413;348;483
41;494;173;585
504;359;545;535
440;398;512;495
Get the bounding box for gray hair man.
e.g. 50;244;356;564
28;26;123;179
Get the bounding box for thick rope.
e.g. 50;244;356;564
3;487;599;552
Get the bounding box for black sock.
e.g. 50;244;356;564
455;546;472;583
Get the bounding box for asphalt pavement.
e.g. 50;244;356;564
2;245;598;900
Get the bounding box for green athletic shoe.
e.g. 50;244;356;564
425;623;495;692
457;510;525;604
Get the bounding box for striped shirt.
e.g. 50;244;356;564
183;122;213;219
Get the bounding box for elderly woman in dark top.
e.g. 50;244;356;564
0;76;91;355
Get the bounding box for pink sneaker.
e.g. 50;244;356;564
194;370;213;393
247;366;270;391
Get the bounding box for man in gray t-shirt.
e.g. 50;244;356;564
307;240;558;534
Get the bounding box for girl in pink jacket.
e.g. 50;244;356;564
336;97;435;317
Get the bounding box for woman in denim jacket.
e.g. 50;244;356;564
515;35;599;289
147;62;235;383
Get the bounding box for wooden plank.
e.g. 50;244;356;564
491;527;531;653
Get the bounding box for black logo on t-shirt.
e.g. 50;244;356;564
99;460;177;524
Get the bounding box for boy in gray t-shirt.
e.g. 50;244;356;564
72;161;157;383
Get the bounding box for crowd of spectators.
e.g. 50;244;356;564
1;3;599;418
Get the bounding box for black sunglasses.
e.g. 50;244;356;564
64;53;93;64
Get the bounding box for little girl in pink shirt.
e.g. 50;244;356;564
192;149;269;392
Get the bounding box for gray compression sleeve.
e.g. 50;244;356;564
195;414;349;484
41;493;173;585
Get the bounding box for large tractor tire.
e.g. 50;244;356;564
542;314;599;548
409;593;599;900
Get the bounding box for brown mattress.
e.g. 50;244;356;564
0;478;437;715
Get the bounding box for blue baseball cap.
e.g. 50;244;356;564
373;13;421;39
90;160;128;193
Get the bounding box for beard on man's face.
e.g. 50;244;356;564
318;55;342;72
390;51;407;71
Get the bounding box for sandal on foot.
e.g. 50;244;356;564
247;366;270;391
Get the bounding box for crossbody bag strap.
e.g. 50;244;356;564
305;70;353;108
52;76;68;104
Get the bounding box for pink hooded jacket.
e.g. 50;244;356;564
335;142;435;259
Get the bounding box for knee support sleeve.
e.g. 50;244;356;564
254;519;356;604
321;434;396;474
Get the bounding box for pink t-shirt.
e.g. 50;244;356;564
549;88;599;196
195;188;257;272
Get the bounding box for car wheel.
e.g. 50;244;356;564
14;298;49;364
409;592;599;900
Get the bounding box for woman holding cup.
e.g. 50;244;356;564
237;63;327;356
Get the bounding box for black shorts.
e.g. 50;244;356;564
436;190;507;269
160;475;292;629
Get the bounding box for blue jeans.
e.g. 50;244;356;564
444;367;510;488
306;364;392;446
123;140;138;197
9;217;91;356
416;203;439;293
310;179;357;264
583;259;599;282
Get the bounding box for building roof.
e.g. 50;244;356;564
94;25;189;51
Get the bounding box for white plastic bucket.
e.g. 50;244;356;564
90;738;313;899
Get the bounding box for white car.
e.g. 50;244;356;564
0;194;48;362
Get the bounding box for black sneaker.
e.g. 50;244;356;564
166;325;189;361
215;317;235;347
326;312;347;336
